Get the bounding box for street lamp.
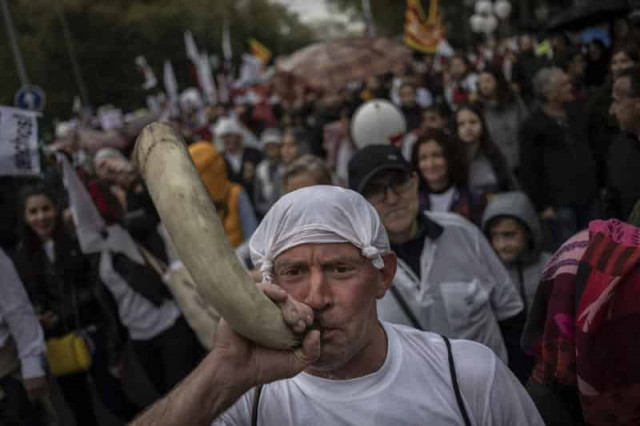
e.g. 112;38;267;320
470;0;512;36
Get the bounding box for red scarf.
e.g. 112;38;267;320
524;220;640;425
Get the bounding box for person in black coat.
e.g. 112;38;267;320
519;67;598;249
214;117;263;204
14;183;139;425
605;66;640;219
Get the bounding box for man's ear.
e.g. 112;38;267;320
376;252;397;299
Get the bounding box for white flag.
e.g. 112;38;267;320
239;54;262;86
361;0;376;37
0;106;39;176
163;60;179;116
198;51;218;104
135;55;158;90
222;20;233;62
184;30;200;63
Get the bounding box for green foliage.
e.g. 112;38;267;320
0;0;313;120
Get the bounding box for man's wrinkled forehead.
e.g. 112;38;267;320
274;242;364;267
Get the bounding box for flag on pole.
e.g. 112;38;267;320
222;20;233;63
163;60;179;116
198;51;218;104
248;38;272;65
404;0;444;54
361;0;376;37
184;30;200;63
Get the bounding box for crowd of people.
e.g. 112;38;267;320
3;24;640;426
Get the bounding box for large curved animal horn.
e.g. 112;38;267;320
134;122;298;349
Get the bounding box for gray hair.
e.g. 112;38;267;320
282;154;332;191
533;67;564;102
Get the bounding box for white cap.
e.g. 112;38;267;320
249;186;389;283
214;117;243;138
351;99;407;149
260;128;283;146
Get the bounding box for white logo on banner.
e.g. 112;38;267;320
0;106;40;176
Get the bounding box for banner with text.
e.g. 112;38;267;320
0;106;40;176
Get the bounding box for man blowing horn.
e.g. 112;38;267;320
132;186;543;426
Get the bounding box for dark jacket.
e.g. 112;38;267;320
224;147;262;202
587;77;619;189
604;132;640;219
519;105;597;211
13;234;124;357
419;185;486;227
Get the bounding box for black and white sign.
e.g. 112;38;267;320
0;106;40;176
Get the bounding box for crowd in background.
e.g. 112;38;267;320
4;23;640;426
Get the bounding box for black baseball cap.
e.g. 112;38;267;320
348;145;413;194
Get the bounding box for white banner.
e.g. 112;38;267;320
0;106;39;176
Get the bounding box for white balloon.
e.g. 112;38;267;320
470;14;485;33
484;14;498;34
494;0;512;19
351;99;407;149
475;0;493;15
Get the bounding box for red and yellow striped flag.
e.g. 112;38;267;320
404;0;444;54
248;38;272;65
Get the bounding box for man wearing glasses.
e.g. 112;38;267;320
349;146;524;365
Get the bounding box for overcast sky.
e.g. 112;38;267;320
272;0;345;22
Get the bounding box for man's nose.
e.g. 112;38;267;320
304;269;331;311
384;186;400;204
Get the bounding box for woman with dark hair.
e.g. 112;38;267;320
478;66;529;173
585;39;610;88
411;129;485;225
454;105;516;200
13;183;139;425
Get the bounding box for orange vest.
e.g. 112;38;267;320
221;184;244;247
189;141;244;248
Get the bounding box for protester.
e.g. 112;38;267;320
512;34;546;105
131;185;544;426
411;129;485;225
454;104;515;198
214;117;263;203
605;66;640;219
280;128;300;166
253;128;285;217
482;191;551;383
585;39;610;88
398;82;423;131
477;66;529;173
92;147;169;262
588;44;639;189
13;183;140;424
189;142;258;247
444;54;479;110
421;101;450;132
281;154;333;194
520;67;598;248
0;248;49;426
523;219;640;426
348;145;524;366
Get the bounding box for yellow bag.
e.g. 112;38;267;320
46;333;92;377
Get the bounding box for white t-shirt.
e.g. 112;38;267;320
215;322;543;426
429;187;457;213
